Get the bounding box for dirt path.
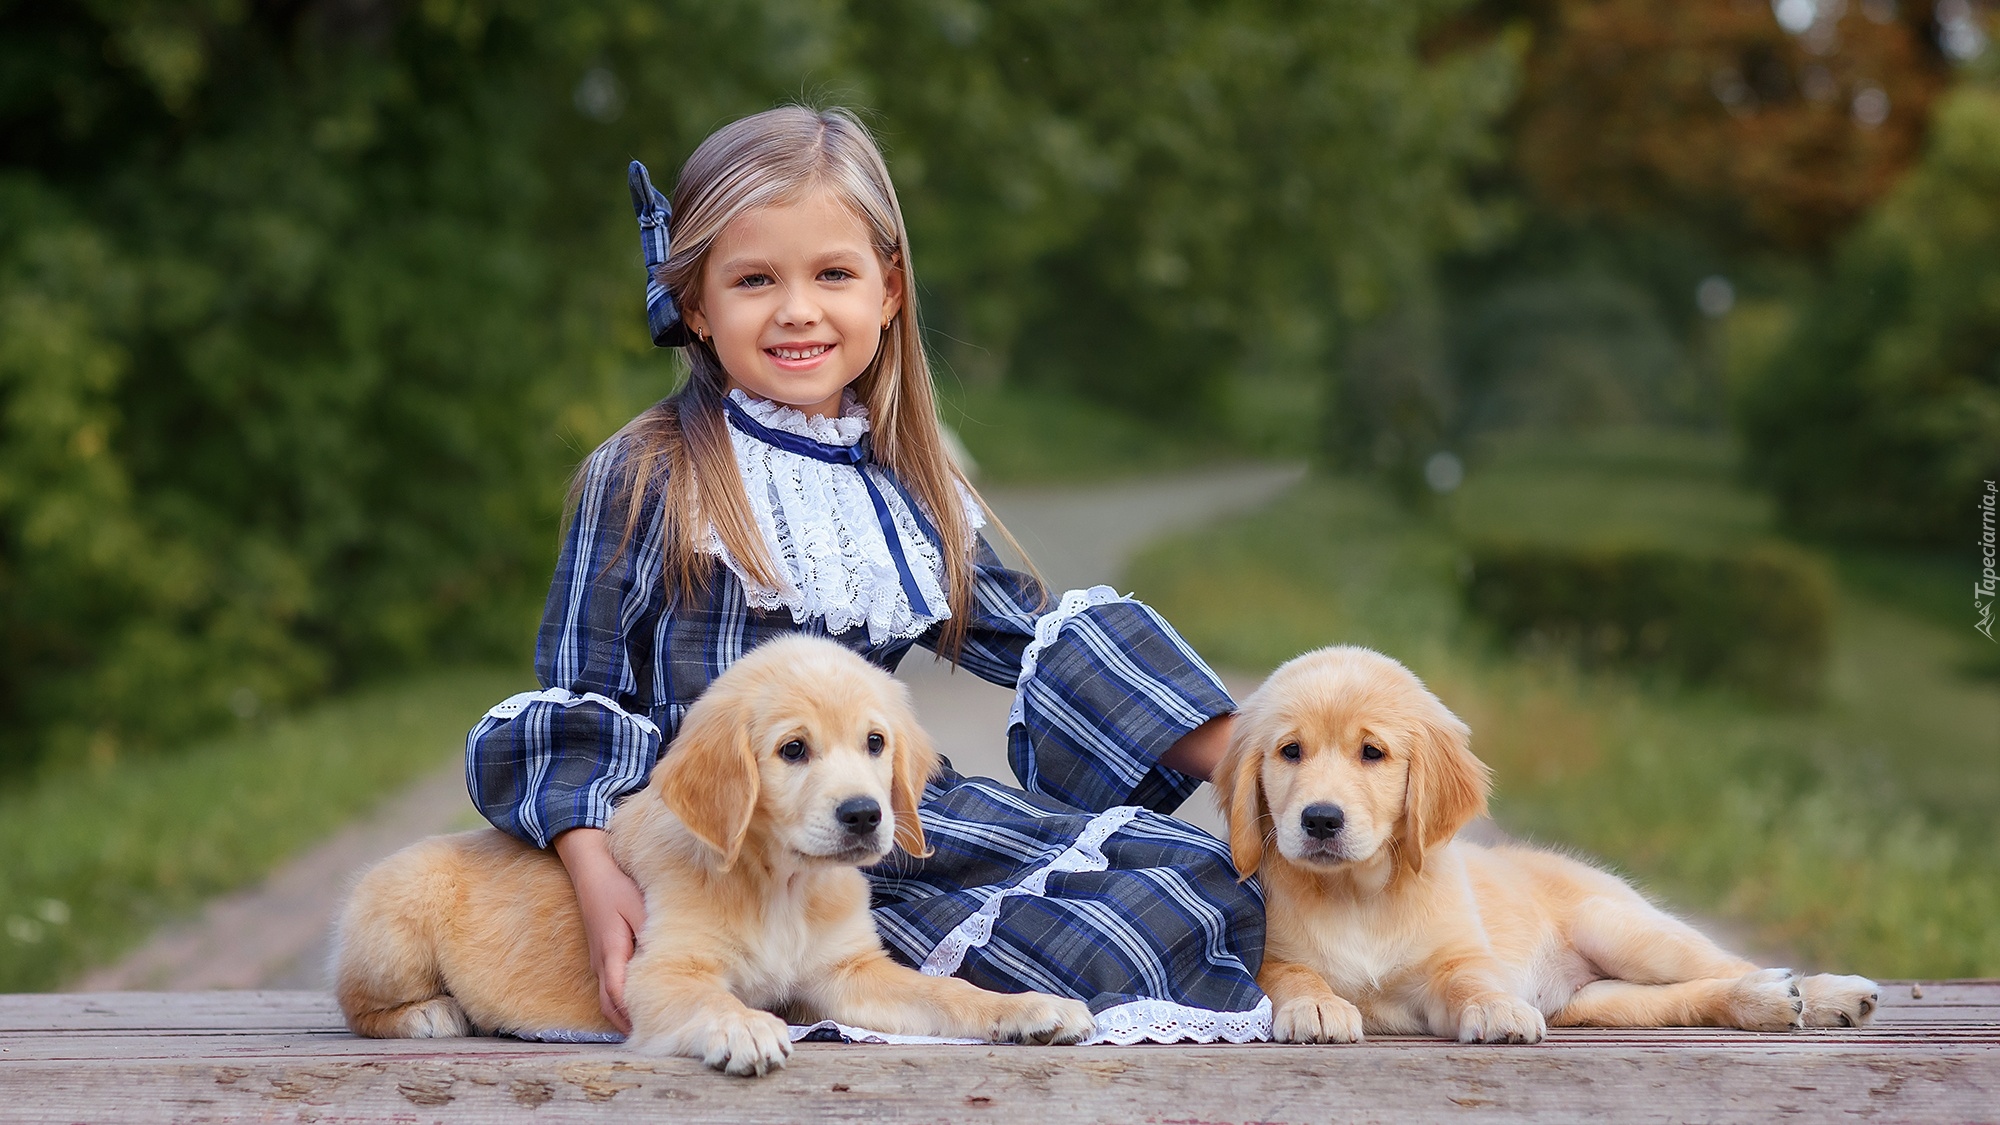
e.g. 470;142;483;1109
73;463;1306;992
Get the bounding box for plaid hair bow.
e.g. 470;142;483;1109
628;160;690;347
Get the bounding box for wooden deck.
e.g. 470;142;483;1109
5;984;1996;1124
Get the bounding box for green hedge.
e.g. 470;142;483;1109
1463;541;1832;702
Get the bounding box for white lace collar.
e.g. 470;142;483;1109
732;386;872;446
712;389;982;645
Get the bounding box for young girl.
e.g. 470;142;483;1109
466;106;1268;1044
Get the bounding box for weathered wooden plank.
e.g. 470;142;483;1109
9;1027;1995;1052
2;1043;1995;1125
10;1022;1998;1061
11;981;1990;1032
0;991;341;1033
0;1032;556;1062
1876;1006;2000;1023
1888;980;2000;1002
5;986;1996;1124
8;1025;1997;1063
4;986;1995;1060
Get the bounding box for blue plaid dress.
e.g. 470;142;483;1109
465;405;1268;1041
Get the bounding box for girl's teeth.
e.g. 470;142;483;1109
772;345;829;360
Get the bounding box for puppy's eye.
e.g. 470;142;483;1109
1279;743;1302;761
866;732;885;756
779;739;808;763
1361;744;1385;761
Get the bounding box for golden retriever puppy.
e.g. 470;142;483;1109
335;635;1095;1074
1215;646;1879;1045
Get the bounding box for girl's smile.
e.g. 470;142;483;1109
687;190;902;417
765;341;835;369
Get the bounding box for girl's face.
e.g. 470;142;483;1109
685;189;903;418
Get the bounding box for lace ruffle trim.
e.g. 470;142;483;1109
920;805;1140;977
508;1020;983;1046
712;390;982;646
510;1002;1272;1048
733;388;871;446
483;687;661;739
1082;996;1273;1045
1008;585;1132;728
914;802;1274;1045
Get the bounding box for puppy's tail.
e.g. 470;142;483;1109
333;839;471;1039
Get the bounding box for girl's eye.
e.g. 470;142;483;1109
1361;744;1385;761
779;739;808;762
736;273;773;289
818;268;854;282
866;732;885;756
1279;743;1302;761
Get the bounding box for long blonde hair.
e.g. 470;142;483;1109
593;106;1018;655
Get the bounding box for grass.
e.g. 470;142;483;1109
1451;428;1779;552
1125;430;2000;978
0;666;530;992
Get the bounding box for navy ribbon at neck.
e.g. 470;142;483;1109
722;396;935;620
722;395;869;464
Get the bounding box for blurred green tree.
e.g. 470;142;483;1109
0;0;1514;776
1738;82;2000;544
843;0;1516;420
0;1;827;773
1373;0;1965;497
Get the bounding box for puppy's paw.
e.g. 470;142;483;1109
1456;994;1546;1044
1799;973;1879;1029
989;993;1097;1046
1273;995;1365;1044
1724;968;1806;1032
676;1010;792;1077
395;997;470;1038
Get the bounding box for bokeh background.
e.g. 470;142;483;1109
2;0;1996;990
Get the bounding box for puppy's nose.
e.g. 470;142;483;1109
1301;803;1345;840
835;797;882;836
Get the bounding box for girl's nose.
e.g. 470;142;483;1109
775;281;822;328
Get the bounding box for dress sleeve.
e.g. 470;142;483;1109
917;535;1236;816
465;442;667;848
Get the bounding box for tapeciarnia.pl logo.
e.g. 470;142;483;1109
1978;480;1997;642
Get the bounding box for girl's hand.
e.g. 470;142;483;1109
553;827;647;1034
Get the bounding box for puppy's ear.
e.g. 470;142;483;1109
888;703;938;859
657;705;760;871
1211;726;1268;880
1398;704;1488;878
